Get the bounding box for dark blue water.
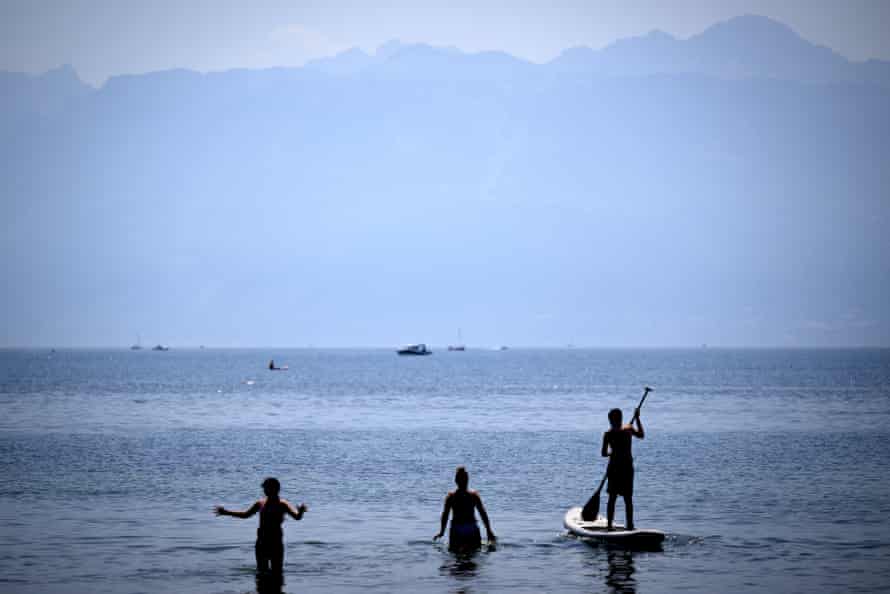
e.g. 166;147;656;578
1;348;889;593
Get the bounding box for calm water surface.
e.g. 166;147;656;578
1;348;889;593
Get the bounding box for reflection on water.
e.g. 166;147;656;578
254;572;284;594
605;549;636;594
441;550;479;580
581;546;639;594
439;543;499;592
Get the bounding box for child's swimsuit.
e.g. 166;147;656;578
255;499;285;572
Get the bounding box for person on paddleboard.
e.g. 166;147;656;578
602;407;644;530
215;477;307;574
433;466;496;551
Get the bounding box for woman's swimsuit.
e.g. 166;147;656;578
448;490;483;551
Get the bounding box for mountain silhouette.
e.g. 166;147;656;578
1;16;888;347
550;15;889;86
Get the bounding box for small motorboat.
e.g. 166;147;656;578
397;344;432;356
152;344;170;351
448;329;466;351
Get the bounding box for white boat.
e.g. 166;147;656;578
152;344;170;351
397;344;432;356
448;328;466;351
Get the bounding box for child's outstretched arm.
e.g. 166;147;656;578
285;500;308;520
215;501;261;519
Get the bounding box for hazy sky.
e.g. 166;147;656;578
2;0;890;85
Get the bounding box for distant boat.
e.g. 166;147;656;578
448;328;466;351
152;344;170;351
397;343;432;356
131;334;143;350
498;345;509;351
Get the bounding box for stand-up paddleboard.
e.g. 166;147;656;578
564;507;665;549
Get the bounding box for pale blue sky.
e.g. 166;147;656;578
2;0;889;85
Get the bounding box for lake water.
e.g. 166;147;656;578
1;348;889;593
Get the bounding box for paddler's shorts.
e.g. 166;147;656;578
607;462;634;496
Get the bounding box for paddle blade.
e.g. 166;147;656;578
581;491;600;521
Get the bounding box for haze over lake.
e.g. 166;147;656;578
3;14;888;349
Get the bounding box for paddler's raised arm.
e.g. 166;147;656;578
631;408;644;439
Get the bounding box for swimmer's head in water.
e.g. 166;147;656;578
261;477;281;496
455;466;469;489
608;408;623;428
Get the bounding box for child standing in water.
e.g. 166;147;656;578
434;466;496;551
215;477;307;574
602;408;644;530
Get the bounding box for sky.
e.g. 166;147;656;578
2;0;890;85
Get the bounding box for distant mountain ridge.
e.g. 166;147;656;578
1;14;888;347
3;15;888;90
0;64;91;121
549;15;890;86
299;15;890;87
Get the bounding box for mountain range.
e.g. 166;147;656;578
1;15;888;347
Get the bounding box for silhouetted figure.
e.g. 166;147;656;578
433;466;496;551
215;477;307;574
601;408;644;530
268;359;277;370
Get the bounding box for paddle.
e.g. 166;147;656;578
581;386;652;521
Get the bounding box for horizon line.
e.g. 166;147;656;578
7;13;888;88
3;344;888;351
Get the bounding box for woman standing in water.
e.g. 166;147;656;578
434;466;496;551
215;477;308;574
